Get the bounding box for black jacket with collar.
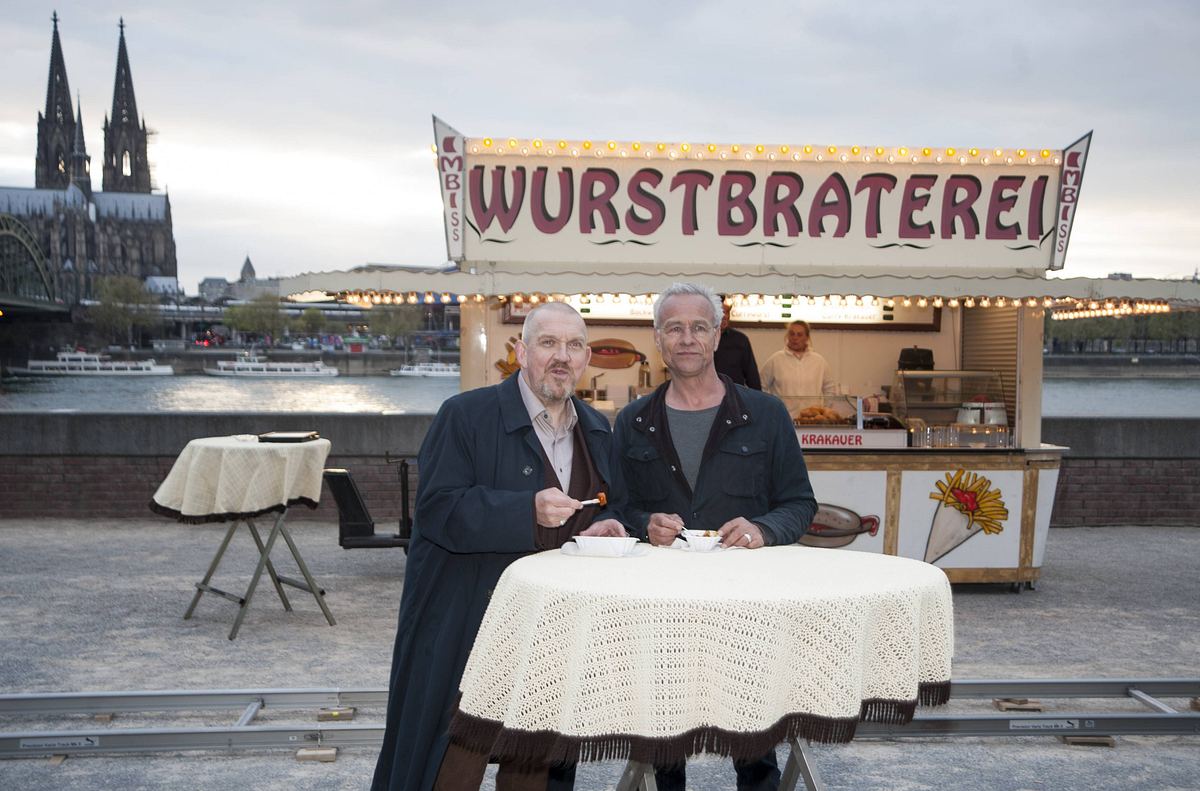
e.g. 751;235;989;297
372;373;618;791
611;374;817;544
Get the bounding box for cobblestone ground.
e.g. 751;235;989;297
0;521;1197;790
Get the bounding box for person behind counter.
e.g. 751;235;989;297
613;282;817;791
371;301;626;791
712;297;761;389
759;319;837;397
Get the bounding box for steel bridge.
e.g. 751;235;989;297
0;213;68;320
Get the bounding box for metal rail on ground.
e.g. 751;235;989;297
2;679;1198;791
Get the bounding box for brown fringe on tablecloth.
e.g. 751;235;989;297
147;497;320;524
446;679;952;767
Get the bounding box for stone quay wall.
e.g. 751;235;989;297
0;413;433;524
1;413;1196;527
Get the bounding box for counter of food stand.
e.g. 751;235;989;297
802;446;1062;585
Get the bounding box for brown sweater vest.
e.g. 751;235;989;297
533;420;606;550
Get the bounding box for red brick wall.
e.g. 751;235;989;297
0;455;417;523
1050;457;1200;527
5;453;1196;528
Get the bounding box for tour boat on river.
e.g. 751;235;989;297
10;352;174;376
203;353;338;377
389;362;460;378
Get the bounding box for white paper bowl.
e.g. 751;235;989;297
573;536;639;557
682;530;722;552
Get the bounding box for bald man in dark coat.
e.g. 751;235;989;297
372;303;625;790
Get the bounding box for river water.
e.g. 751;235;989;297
0;374;460;414
1;374;1198;417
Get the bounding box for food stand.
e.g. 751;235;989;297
281;117;1200;586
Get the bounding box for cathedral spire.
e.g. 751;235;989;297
110;17;140;129
69;97;92;198
102;17;152;193
35;11;77;188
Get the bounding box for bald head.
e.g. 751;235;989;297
521;301;587;343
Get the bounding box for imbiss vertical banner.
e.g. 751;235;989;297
433;116;465;262
435;120;1091;272
1049;131;1093;271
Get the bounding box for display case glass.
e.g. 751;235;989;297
891;369;1012;448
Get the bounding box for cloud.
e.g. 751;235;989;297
3;0;1200;290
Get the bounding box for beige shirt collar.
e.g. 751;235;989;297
517;370;578;436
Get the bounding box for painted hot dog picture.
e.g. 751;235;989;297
587;338;647;369
799;503;880;549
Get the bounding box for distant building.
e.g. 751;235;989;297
144;276;181;295
198;277;232;303
0;15;177;304
229;255;280;300
199;256;279;302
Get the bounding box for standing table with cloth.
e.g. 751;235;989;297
150;435;336;640
446;545;954;790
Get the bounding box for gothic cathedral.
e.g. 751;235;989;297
1;14;177;305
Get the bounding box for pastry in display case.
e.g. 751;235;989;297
784;395;909;449
782;395;857;426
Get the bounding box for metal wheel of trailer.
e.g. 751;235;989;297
2;679;1198;791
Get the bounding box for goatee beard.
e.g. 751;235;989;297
538;383;570;403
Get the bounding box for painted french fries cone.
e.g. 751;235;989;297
924;469;1010;564
924;500;981;563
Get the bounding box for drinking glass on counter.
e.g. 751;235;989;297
907;418;928;448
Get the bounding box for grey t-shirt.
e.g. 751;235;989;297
666;405;719;491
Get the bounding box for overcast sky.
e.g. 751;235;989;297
2;1;1198;293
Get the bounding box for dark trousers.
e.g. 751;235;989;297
655;750;780;791
435;743;577;791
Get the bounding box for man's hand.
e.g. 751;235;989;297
579;519;627;537
647;512;686;546
535;488;582;527
717;517;765;549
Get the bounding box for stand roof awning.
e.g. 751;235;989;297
280;265;1200;311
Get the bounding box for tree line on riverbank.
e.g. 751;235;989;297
1044;311;1200;354
3;277;446;355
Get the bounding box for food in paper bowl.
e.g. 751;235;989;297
572;535;639;557
682;529;721;552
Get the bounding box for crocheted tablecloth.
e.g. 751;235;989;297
150;436;331;523
449;544;953;766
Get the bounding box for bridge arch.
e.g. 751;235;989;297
0;213;58;305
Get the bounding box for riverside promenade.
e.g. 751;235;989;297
0;520;1197;790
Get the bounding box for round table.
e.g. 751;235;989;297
449;544;953;770
151;435;331;523
150;435;335;640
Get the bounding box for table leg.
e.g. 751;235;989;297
245;517;293;612
277;523;337;627
615;761;657;791
183;521;239;620
227;516;284;641
780;738;825;791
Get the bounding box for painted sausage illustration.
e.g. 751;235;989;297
587;338;647;369
799;503;880;549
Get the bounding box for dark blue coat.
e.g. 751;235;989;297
613;377;817;544
371;373;618;791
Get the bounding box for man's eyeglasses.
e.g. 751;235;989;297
660;322;716;339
